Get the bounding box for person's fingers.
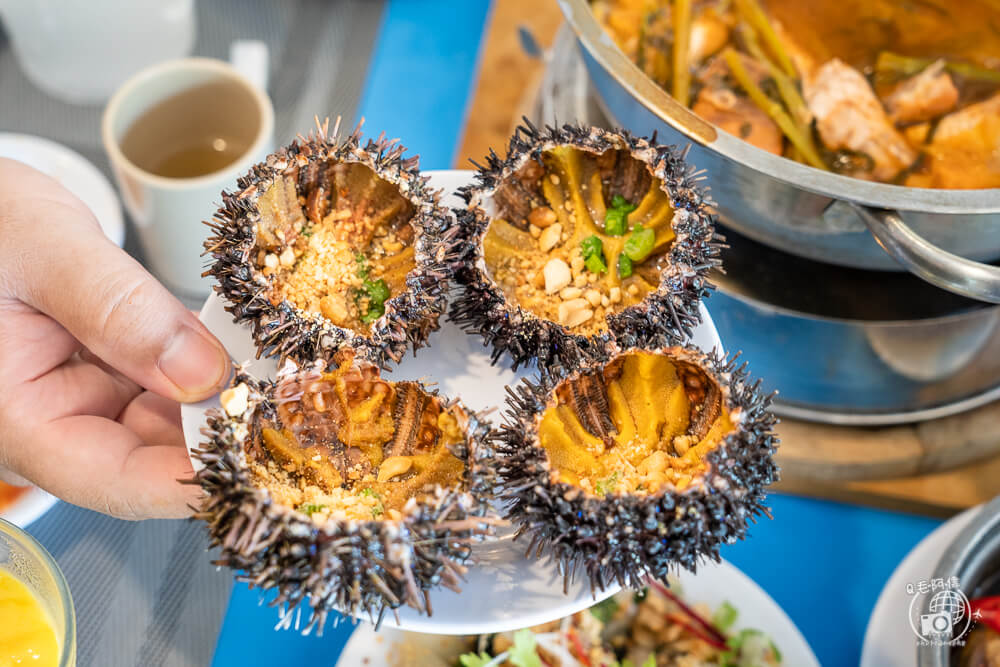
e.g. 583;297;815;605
3;194;229;403
0;305;81;382
26;358;141;420
117;391;184;449
0;158;95;222
11;414;198;520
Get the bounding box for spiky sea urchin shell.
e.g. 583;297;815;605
192;355;497;633
204;119;461;367
496;344;778;593
449;121;721;377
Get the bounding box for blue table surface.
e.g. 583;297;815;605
211;3;944;665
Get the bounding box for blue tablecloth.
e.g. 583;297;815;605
210;2;944;665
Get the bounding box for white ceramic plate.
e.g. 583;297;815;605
0;132;125;247
336;558;820;666
181;169;725;634
860;507;979;667
0;486;58;528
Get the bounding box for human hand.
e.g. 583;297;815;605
0;158;229;519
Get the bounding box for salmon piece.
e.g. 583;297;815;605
692;87;784;155
803;58;917;181
905;93;1000;189
885;60;959;125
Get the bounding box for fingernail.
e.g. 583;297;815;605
158;326;228;397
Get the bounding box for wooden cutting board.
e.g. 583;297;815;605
454;0;1000;518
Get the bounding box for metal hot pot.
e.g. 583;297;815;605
557;0;1000;303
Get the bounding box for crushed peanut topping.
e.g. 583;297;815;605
253;162;417;334
483;146;676;334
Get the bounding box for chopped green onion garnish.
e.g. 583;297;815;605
359;278;390;323
365;278;390;304
605;209;627;236
617;252;633;278
581;235;608;273
355;251;369;278
360;303;384;324
585;254;607;274
594;471;619;496
611;194;638;212
297;503;327;516
604;194;638;236
624;224;656;262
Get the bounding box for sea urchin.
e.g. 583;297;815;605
192;350;497;632
496;344;778;593
204;120;458;367
450;121;720;377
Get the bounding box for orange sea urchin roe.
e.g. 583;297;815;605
483;146;675;335
538;351;733;495
0;569;59;667
250;357;466;521
254;161;417;334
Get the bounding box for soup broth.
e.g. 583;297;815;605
592;0;1000;188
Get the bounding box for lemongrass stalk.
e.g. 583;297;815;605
732;0;796;78
722;49;827;169
876;51;1000;84
741;25;811;128
672;0;694;106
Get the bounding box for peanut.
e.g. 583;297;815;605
558;298;593;328
543;258;572;294
539;223;563;253
220;383;250;417
528;206;557;228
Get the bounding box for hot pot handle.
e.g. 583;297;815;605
852;205;1000;304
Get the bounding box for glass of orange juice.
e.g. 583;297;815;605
0;517;75;667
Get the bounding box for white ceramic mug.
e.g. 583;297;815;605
0;0;195;105
102;58;274;298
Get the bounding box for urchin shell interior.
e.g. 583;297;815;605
248;356;471;519
450;122;720;376
483;145;675;335
538;349;734;497
497;345;778;593
193;353;496;631
205;121;457;366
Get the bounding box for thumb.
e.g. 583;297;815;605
3;174;229;403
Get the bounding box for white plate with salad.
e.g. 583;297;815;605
334;557;819;667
